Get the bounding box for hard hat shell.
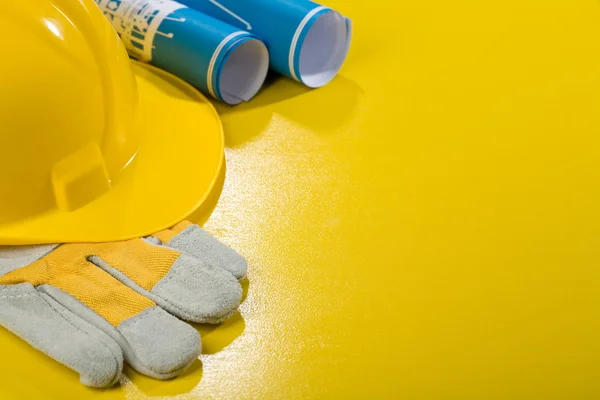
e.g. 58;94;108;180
0;0;224;244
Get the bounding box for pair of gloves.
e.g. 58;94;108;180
0;220;247;387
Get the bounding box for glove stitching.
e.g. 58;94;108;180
149;262;202;320
40;294;122;379
153;266;240;323
122;306;153;328
0;286;33;295
86;255;206;323
154;292;237;324
118;308;187;377
152;273;219;321
152;293;196;320
0;294;35;299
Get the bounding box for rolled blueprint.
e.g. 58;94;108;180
176;0;352;88
95;0;269;104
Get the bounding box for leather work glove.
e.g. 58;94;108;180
0;221;247;387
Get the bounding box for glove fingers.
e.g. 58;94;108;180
154;222;248;280
0;283;123;388
91;253;242;324
0;244;206;384
148;253;243;323
38;284;201;381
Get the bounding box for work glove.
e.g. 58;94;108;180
0;221;247;387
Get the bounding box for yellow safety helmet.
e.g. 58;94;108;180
0;0;224;244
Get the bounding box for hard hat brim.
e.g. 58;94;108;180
0;61;225;245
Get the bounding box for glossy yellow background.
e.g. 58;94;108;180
2;0;600;397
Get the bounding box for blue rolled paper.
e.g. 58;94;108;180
176;0;352;87
94;0;270;104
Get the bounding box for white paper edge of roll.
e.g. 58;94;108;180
295;9;353;88
218;38;270;105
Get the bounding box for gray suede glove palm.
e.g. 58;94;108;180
0;221;246;387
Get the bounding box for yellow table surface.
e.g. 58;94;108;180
2;0;600;398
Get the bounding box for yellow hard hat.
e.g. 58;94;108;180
0;0;224;244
